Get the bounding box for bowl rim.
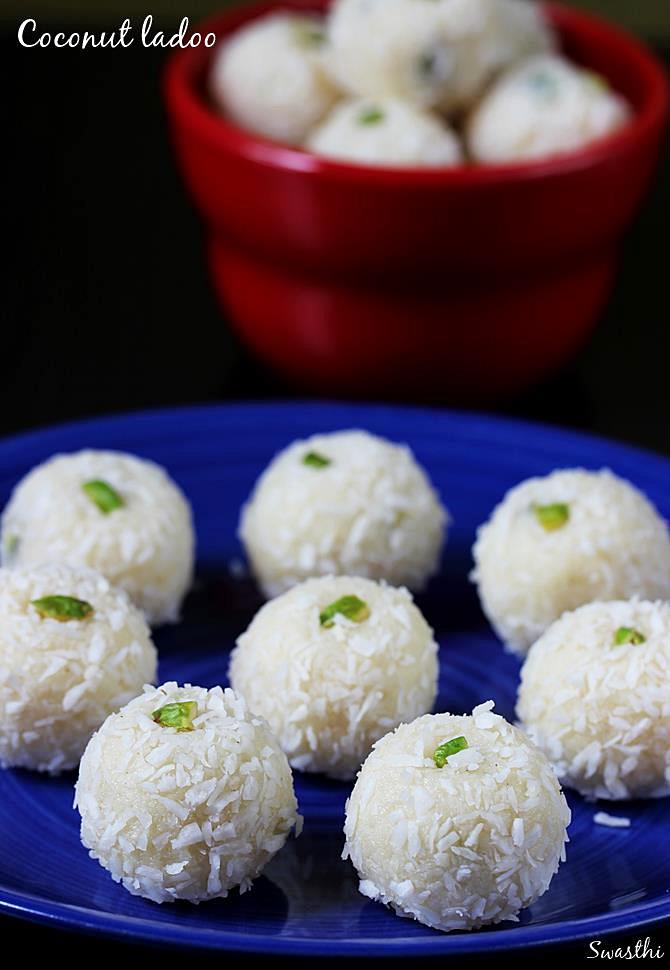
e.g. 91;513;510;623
164;0;670;186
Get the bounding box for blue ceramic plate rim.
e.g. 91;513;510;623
1;884;670;954
0;401;669;954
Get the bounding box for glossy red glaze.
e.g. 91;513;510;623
164;1;668;401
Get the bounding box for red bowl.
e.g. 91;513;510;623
164;1;668;402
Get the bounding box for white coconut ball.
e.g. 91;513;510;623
306;97;462;167
467;54;631;162
239;430;447;598
209;13;340;144
472;469;670;656
1;450;195;625
0;563;157;774
517;600;670;801
325;0;553;116
229;576;438;779
343;701;570;932
76;682;301;904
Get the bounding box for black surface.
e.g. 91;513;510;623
2;16;670;961
0;915;668;965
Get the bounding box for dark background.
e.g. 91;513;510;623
2;8;670;457
2;0;670;961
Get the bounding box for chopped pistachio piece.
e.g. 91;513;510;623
614;626;646;646
3;534;19;563
358;106;385;126
320;595;370;628
303;451;331;469
82;479;124;514
583;69;609;92
152;701;197;731
417;50;437;80
533;502;570;532
294;19;326;47
31;595;94;622
434;736;468;768
528;70;559;99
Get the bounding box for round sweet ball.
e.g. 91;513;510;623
76;683;301;904
343;701;570;932
325;0;553;116
306;98;462;168
239;430;447;598
517;600;670;801
1;450;195;625
471;469;670;656
0;563;157;774
467;54;631;162
209;13;340;145
229;576;438;779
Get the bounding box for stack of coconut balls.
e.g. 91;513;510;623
1;429;669;934
208;0;632;168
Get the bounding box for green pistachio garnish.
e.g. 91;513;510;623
82;479;124;514
528;70;560;99
294;19;326;48
533;502;570;532
152;701;197;731
31;595;94;622
583;69;609;92
303;451;331;469
614;626;646;646
319;595;370;628
3;534;19;563
358;107;385;126
417;51;437;80
434;736;469;768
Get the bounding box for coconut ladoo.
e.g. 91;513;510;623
306;97;462;167
472;469;670;656
517;600;670;800
0;562;157;773
467;53;630;162
229;575;439;779
75;683;301;904
209;12;339;144
240;430;447;598
1;450;195;625
325;0;553;116
343;702;570;931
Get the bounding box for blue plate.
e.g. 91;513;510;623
0;402;668;954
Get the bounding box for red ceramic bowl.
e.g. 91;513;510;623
164;1;668;402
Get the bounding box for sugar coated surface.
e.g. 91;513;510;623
75;683;300;903
1;450;195;625
517;600;670;800
0;562;156;773
343;702;570;931
240;429;447;598
229;576;439;779
472;469;670;655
